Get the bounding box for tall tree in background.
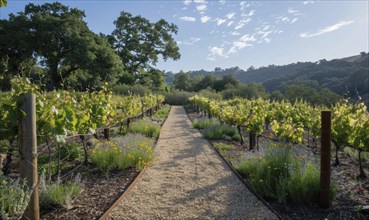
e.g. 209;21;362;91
1;2;124;90
108;11;180;83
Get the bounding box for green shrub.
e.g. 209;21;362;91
57;142;83;161
90;134;155;175
164;90;194;105
152;105;170;119
112;84;151;96
128;118;160;138
204;125;240;141
198;89;222;100
0;178;32;219
213;142;234;155
39;175;81;209
193;118;220;129
236;146;335;204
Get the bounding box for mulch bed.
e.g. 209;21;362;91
41;167;139;220
186;110;369;220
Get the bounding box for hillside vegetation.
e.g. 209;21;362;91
169;52;369;106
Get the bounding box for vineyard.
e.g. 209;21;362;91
188;94;369;218
0;77;167;219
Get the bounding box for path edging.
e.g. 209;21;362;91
99;106;171;219
184;109;284;220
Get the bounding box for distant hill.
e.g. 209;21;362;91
168;52;369;105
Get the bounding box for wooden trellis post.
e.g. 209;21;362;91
19;93;40;220
320;110;331;208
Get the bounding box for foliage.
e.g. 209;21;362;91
173;72;191;91
0;178;32;219
204;125;240;141
39;173;81;209
0;2;123;90
128;118;161;138
213;142;234;155
164;90;194;105
192;118;221;129
152;105;170;119
112;84;151;96
107;11;180;82
0;0;7;7
221;83;266;99
57;142;83;162
236;146;335;204
90;134;154;174
198;89;222;100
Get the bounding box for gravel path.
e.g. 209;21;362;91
107;106;278;219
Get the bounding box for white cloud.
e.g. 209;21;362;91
240;1;250;10
194;0;206;3
234;18;251;30
303;1;315;5
226;34;255;55
180;16;196;22
196;4;207;12
290;18;298;24
240;34;256;42
258;30;272;39
226;12;236;19
227;21;234;27
263;25;270;31
280;17;290;22
190;37;201;43
288;8;299;14
235;24;244;30
219;0;226;5
242;10;255;17
210;46;224;56
300;20;354;38
217;18;227;25
231;31;240;36
183;0;192;6
208;46;227;60
201;16;211;23
264;38;271;44
178;37;201;46
228;40;253;54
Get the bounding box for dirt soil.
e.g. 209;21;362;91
41;168;139;220
187;110;369;220
107;106;278;219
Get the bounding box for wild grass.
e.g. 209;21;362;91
90;134;155;175
152;105;170;119
204;124;240;141
236;145;336;204
128;118;160;138
192;118;220;129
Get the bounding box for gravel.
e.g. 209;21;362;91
107;106;278;219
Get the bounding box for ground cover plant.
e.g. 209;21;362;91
236;145;336;204
39;174;82;209
186;101;369;219
152;105;170;119
128;118;161;138
90;133;155;175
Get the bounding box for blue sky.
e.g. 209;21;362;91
1;0;368;73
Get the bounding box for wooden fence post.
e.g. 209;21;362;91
19;93;40;220
104;128;110;140
320;110;331;208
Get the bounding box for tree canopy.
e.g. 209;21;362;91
107;11;180;83
1;2;124;90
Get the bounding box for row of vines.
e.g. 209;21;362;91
189;95;369;177
0;77;165;218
